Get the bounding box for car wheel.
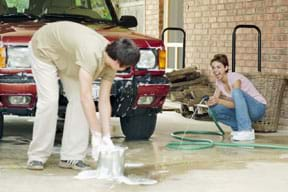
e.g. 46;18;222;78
0;113;3;139
120;113;157;141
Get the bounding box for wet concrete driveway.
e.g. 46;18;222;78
1;111;288;192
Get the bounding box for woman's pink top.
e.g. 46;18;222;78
215;72;267;105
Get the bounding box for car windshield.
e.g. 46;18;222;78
0;0;115;22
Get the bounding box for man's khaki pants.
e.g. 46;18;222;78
27;49;89;163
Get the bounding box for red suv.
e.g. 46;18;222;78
0;0;169;140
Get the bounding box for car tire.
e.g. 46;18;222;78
0;113;3;139
120;113;157;141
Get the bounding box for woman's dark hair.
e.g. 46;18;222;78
210;54;229;72
105;38;140;67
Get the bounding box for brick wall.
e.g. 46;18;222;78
145;0;160;38
280;84;288;130
183;0;288;130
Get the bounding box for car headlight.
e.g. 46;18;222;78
137;96;154;105
136;49;156;69
7;46;31;68
8;96;32;105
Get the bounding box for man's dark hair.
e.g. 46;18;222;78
105;38;140;67
210;54;229;72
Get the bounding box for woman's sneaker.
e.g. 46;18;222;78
59;160;90;170
232;129;255;141
27;160;44;170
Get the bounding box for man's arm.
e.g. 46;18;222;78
98;79;112;136
79;68;101;133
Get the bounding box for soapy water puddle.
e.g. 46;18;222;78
75;162;157;185
75;146;157;185
75;170;158;185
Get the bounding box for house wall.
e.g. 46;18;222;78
145;0;160;37
143;0;288;130
281;85;288;130
183;0;288;130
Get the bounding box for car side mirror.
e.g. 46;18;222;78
118;15;137;28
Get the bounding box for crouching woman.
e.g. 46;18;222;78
207;54;266;141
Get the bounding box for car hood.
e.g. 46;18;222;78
0;21;163;48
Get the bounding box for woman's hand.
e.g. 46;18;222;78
207;96;219;107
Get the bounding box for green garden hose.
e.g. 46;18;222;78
166;109;288;151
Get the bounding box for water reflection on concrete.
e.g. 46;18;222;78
1;112;288;191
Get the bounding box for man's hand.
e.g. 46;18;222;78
91;132;102;161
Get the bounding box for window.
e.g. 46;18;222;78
90;0;111;20
5;0;29;13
